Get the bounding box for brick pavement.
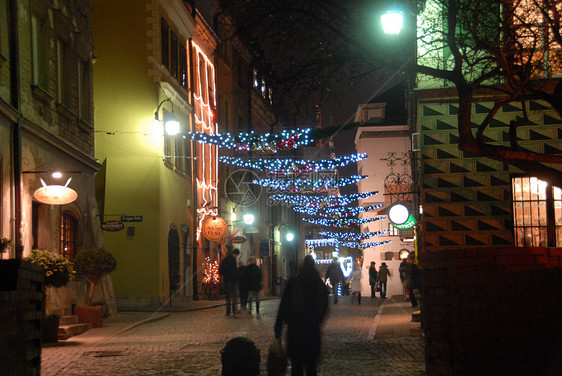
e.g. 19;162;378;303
41;295;425;375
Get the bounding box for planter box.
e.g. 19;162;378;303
75;305;104;328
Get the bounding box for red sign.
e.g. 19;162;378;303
101;221;125;232
231;235;247;244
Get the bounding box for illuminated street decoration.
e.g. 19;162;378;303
319;230;389;241
341;240;392;249
292;204;383;217
301;216;385;228
269;191;376;207
192;42;219;240
252;175;365;193
186;128;313;152
219;153;367;174
305;237;391;249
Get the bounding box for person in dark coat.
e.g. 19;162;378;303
405;254;422;308
274;255;329;376
219;248;240;316
368;262;378;298
245;258;262;314
238;261;249;310
377;262;391;299
325;257;344;304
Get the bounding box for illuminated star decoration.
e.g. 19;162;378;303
252;175;366;193
292;204;383;217
268;191;376;207
219;153;367;174
318;230;389;241
186;128;313;153
301;216;385;228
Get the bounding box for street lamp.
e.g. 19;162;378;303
154;98;181;136
381;11;404;35
285;232;294;242
243;213;255;225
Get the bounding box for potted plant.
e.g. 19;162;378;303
0;237;14;254
24;249;75;343
73;248;117;327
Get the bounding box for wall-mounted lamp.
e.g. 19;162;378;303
286;232;294;242
155;98;180;136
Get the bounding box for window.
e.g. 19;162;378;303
170;31;178;79
512;176;562;247
78;59;91;122
179;44;187;88
388;222;400;236
31;14;50;90
60;211;78;259
56;39;72;107
161;18;187;89
161;18;169;69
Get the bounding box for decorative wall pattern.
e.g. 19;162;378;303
419;99;562;251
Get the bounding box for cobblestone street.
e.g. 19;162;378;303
42;296;425;375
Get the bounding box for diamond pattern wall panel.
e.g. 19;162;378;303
420;98;562;250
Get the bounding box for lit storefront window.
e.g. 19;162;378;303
512;177;561;247
60;211;78;259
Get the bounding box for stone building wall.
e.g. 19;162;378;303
421;247;562;375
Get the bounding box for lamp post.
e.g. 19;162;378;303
381;1;420;260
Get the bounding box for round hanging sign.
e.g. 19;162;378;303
202;216;228;242
391;215;416;230
33;185;78;205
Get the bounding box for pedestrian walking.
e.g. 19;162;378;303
219;248;240;316
246;258;262;314
399;257;409;299
274;255;329;376
348;262;362;305
377;262;391;299
368;262;378;298
238;260;249;310
325;257;344;304
405;254;422;308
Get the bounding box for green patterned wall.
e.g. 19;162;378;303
419;99;562;250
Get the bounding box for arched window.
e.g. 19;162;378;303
61;211;78;259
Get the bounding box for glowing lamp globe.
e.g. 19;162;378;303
388;203;410;225
381;11;403;35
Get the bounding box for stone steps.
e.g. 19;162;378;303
58;315;91;340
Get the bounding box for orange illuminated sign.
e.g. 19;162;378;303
202;216;228;242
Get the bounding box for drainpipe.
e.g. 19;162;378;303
8;0;23;259
188;38;198;300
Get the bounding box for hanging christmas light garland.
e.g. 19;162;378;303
186;128;313;153
318;230;389;241
292;204;383;217
340;240;393;249
252;175;365;193
301;216;385;228
305;238;392;249
219;153;367;174
269;191;376;207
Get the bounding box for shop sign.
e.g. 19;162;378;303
101;221;125;232
121;216;143;222
231;235;247;244
33;178;77;205
202;216;228;242
391;215;416;230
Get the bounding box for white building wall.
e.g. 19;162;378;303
355;125;415;299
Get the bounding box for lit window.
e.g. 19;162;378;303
60;211;78;260
512;176;561;247
388;222;400;236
